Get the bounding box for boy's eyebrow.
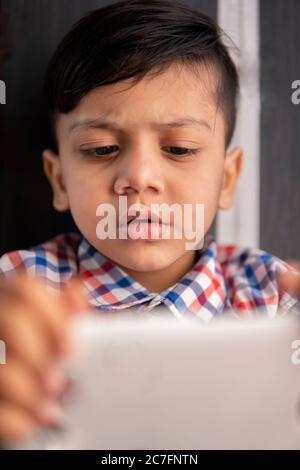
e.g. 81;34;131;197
68;115;212;133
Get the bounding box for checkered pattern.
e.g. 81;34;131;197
0;232;299;322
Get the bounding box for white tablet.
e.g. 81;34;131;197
13;311;300;450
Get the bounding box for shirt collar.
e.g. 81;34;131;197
78;233;229;322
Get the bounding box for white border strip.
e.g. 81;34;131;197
216;0;260;248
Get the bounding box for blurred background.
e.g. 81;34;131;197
0;0;299;260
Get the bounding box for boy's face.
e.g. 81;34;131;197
43;63;242;288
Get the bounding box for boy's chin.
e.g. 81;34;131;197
92;239;190;272
104;243;184;273
113;252;177;273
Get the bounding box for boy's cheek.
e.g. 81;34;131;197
67;194;100;236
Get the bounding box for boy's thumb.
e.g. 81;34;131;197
62;277;91;314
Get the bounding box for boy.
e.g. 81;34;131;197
0;0;299;442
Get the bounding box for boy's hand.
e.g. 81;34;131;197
277;261;300;297
0;275;90;442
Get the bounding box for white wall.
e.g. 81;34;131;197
217;0;260;248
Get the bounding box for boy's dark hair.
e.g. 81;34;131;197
44;0;239;149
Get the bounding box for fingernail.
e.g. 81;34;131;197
43;366;67;397
37;400;64;427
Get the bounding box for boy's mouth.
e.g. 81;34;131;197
117;208;164;227
117;209;170;241
126;217;164;241
126;210;162;226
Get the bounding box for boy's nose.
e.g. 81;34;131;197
113;150;165;195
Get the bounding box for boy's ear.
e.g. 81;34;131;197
42;149;70;212
218;146;243;210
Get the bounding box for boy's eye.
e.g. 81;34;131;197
80;145;119;157
163;147;199;157
79;146;199;158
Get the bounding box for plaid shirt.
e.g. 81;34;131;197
0;232;299;322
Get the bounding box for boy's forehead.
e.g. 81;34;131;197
58;63;221;135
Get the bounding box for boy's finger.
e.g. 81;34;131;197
1;276;79;357
278;272;300;296
57;278;91;355
0;358;43;413
285;260;300;273
0;402;36;441
62;277;90;314
0;308;53;374
277;261;300;296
